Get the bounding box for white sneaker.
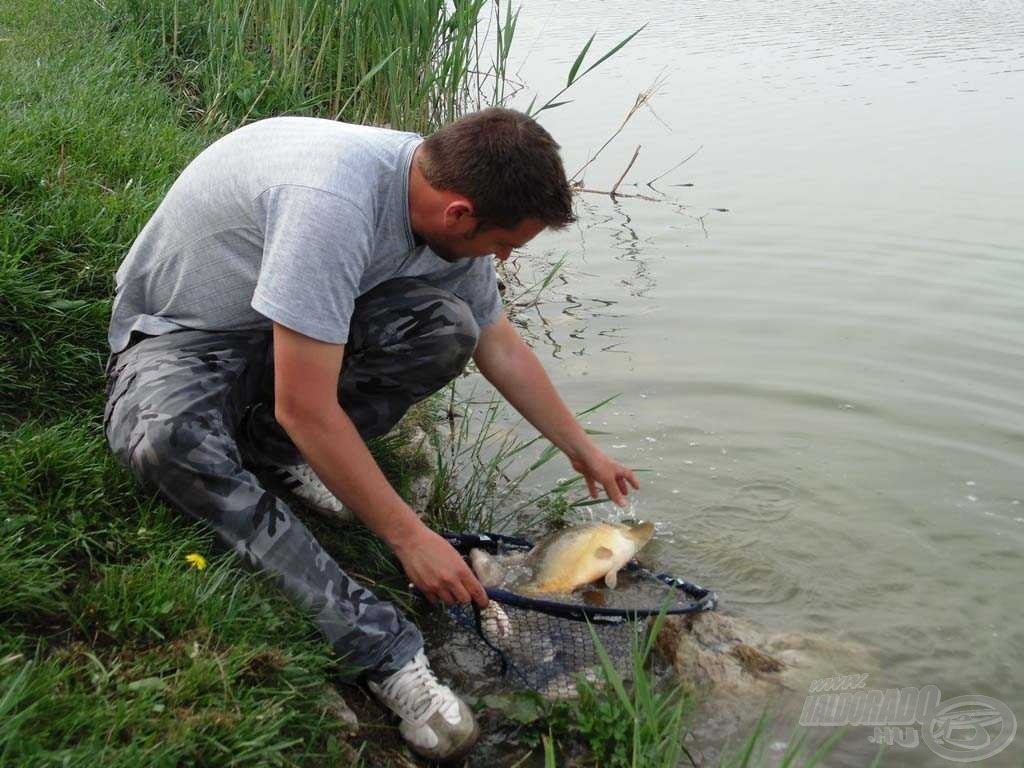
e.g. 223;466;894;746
274;463;354;522
368;649;480;763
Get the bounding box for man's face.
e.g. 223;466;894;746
427;217;546;264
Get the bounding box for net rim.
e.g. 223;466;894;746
442;530;718;621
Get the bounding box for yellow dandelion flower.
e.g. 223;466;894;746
185;553;208;571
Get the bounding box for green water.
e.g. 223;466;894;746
495;1;1024;763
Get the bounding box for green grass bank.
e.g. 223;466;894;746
0;0;459;764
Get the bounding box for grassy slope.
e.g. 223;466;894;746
0;3;207;418
0;2;422;765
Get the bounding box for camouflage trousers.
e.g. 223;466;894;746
104;278;479;681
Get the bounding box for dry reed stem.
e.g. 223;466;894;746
610;144;641;198
569;86;654;182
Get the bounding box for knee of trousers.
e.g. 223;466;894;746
390;286;480;382
113;410;227;492
428;293;479;379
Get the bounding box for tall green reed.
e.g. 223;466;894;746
122;0;518;132
426;383;622;534
573;608;696;768
499;606;696;768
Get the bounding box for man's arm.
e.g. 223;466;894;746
472;316;639;506
272;323;488;608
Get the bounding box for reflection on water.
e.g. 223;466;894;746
481;0;1024;764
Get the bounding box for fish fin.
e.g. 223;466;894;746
628;521;655;543
604;569;619;589
595;546;614;560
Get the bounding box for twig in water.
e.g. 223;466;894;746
610;145;641;198
576;187;662;203
570;80;660;182
646;144;703;190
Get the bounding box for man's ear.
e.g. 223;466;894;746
442;198;475;233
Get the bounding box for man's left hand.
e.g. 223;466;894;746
569;446;640;508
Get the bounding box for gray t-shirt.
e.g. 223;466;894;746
108;116;502;353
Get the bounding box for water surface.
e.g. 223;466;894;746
486;1;1024;763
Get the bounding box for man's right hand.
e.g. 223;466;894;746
394;526;489;609
271;323;489;610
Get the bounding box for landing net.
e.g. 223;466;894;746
441;531;718;699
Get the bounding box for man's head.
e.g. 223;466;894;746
409;108;575;263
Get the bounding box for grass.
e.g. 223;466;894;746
0;633;347;767
0;3;210;421
0;418;360;765
478;611;696;767
119;0;519;132
562;613;697;768
0;0;500;762
424;382;614;535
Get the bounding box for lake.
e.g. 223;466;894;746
493;0;1024;763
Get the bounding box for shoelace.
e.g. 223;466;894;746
377;653;454;725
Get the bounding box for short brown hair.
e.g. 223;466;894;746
419;107;576;231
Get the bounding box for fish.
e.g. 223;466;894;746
469;520;655;595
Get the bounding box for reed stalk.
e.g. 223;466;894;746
123;0;510;132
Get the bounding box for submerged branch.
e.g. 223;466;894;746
646;144;703;189
575;186;662;203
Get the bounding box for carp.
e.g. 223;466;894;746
469;520;655;595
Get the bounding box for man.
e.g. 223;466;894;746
104;108;638;762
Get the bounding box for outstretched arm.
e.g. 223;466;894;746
472;315;639;506
272;323;488;608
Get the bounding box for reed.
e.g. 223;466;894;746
122;0;517;131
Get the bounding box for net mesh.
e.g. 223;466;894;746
441;531;718;699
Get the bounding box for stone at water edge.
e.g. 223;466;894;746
408;474;433;516
654;613;769;695
733;642;785;675
653;612;843;696
652;611;879;755
655;612;876;691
